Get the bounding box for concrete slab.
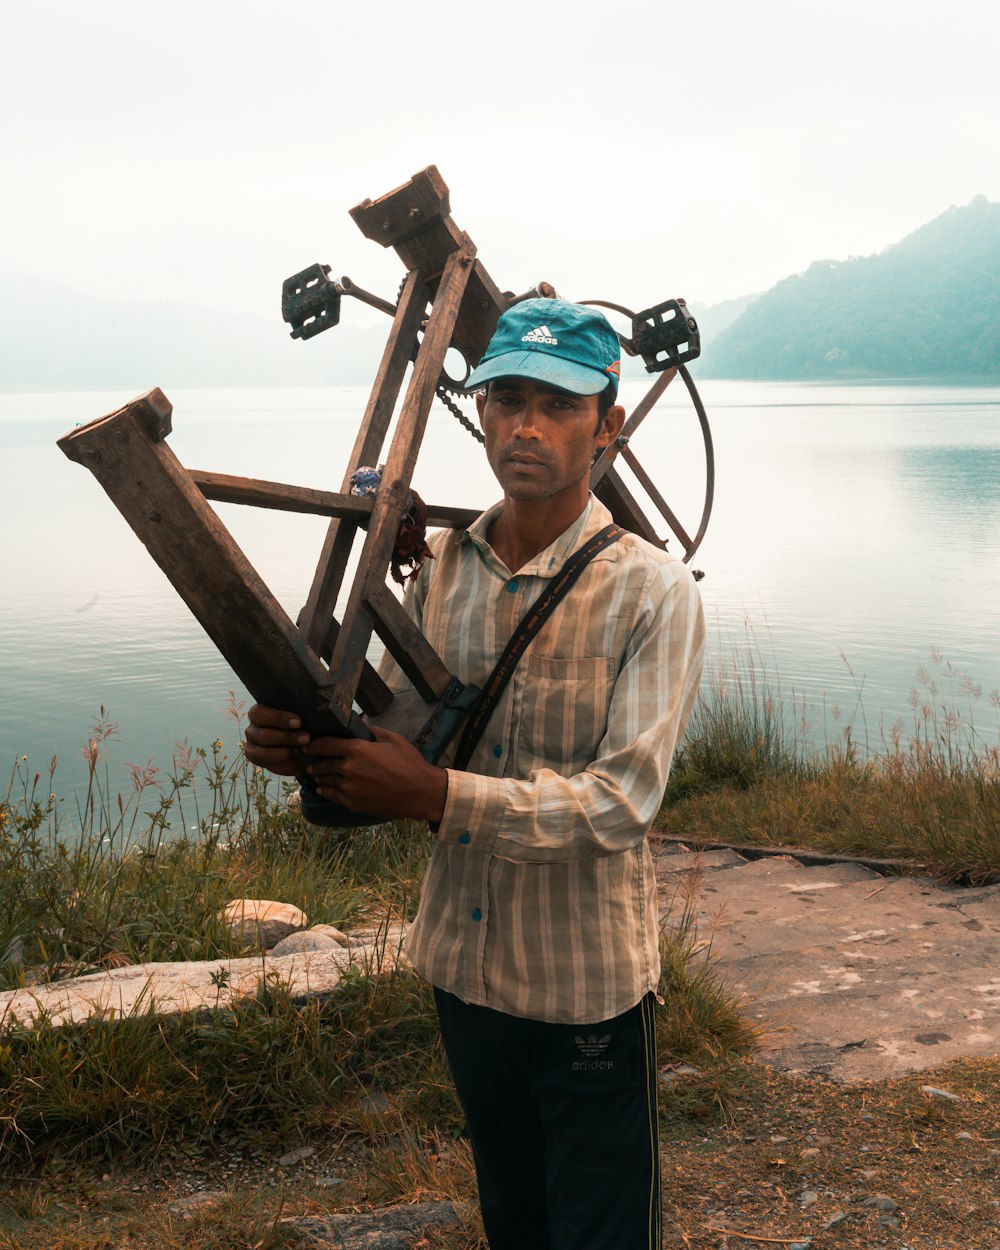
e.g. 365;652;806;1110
653;846;1000;1082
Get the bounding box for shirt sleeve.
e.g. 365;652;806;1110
436;560;706;863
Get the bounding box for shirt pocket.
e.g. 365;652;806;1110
514;654;618;774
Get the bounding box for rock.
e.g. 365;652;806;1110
863;1195;899;1212
357;1090;391;1116
0;950;351;1028
789;1242;812;1250
659;1062;702;1087
315;1175;346;1188
859;1168;878;1179
800;1190;819;1208
278;1145;315;1167
822;1210;849;1230
310;923;351;947
921;1085;961;1102
167;1190;227;1218
650;843;1000;1085
0;922;409;1031
223;899;308;949
284;1201;459;1249
347;921;408;955
799;1147;821;1159
270;931;340;958
955;1130;973;1139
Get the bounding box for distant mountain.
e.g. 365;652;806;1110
0;265;760;392
0;271;389;391
688;292;761;350
702;197;1000;379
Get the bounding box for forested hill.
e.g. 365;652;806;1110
703;196;1000;379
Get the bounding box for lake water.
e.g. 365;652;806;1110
2;378;999;806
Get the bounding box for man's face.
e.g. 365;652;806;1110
476;378;616;504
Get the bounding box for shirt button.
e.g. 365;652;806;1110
471;907;482;922
506;579;519;592
458;832;471;845
492;744;503;758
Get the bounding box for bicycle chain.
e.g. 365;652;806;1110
395;275;485;446
435;381;484;445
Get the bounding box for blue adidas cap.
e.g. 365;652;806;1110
465;298;622;397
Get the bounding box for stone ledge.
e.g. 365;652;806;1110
0;922;408;1031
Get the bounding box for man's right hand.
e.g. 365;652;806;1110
243;705;312;776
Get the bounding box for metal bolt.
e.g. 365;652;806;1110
381;220;391;232
616;435;630;448
83;449;100;462
408;207;422;219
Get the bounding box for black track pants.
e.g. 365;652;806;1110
434;988;661;1250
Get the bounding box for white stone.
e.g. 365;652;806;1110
223;899;308;949
344;921;408;965
270;931;340;958
0;924;409;1031
309;923;351;947
278;1145;315;1167
167;1191;228;1218
921;1085;961;1102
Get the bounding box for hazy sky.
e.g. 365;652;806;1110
4;0;998;322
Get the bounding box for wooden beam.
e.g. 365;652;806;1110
350;166;507;371
591;367;677;488
367;584;453;703
620;444;695;555
191;470;479;530
326;245;476;724
593;465;665;548
57;389;365;740
192;471;375;520
298;268;430;654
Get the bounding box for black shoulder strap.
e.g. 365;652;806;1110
452;523;624;771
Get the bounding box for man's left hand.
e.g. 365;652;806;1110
306;727;448;824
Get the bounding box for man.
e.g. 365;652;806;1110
245;298;705;1250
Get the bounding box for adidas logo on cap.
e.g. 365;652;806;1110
522;325;558;345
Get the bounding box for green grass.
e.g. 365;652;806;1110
0;712;756;1174
0;913;753;1172
0;964;457;1171
660;643;1000;882
2;650;998;1242
0;710;434;989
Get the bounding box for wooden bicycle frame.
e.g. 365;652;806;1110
58;167;698;741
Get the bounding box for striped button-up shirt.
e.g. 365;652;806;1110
383;495;705;1025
